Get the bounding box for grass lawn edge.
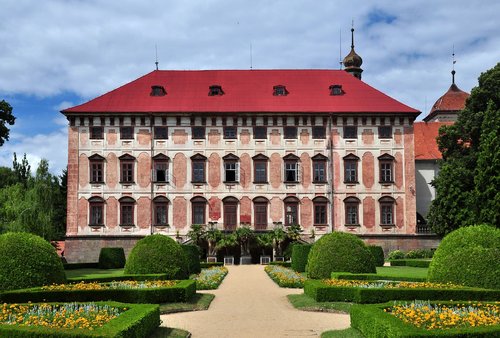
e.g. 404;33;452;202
287;293;353;314
159;293;215;314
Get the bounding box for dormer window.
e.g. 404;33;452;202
151;85;166;96
330;84;343;96
209;85;224;96
273;85;288;96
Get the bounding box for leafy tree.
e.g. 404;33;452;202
215;232;238;255
286;223;303;242
0;100;15;146
0;167;17;188
187;223;205;247
270;223;287;257
256;233;274;255
428;63;500;235
204;223;222;256
235;225;254;256
12;153;31;186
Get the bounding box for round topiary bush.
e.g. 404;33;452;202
291;244;312;273
124;234;188;279
368;245;385;267
182;244;201;274
98;247;126;269
0;232;66;290
307;232;376;279
428;225;500;289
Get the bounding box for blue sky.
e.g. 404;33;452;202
1;0;499;175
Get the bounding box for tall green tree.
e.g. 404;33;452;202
0;100;15;146
428;63;500;235
12;153;31;186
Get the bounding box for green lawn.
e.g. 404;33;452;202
321;328;364;338
159;293;215;314
376;266;428;279
65;268;125;279
287;294;353;313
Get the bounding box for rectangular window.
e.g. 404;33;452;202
379;126;392;139
344;126;357;139
380;162;393;183
254;126;267;139
381;204;393;225
314;204;327;225
192;203;206;224
223;126;237;139
312;126;326;139
90;126;104;139
120;161;134;183
121;204;134;225
345;204;359;225
192;161;206;183
254;161;267;183
284;126;297;139
192;126;205;139
153;161;168;182
224;203;237;230
284;161;298;182
154;204;168;225
285;203;298;226
154;126;168;139
313;161;326;183
224;161;239;182
254;203;267;230
90;161;104;183
344;161;358;183
89;204;103;225
120;126;134;140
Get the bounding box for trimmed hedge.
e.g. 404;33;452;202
367;245;385;267
387;250;405;260
291;244;312;272
428;225;500;289
98;247;126;269
304;279;500;303
331;272;427;282
63;262;100;270
125;234;188;279
389;259;431;268
307;232;376;279
182;245;201;274
0;280;196;304
405;248;434;259
269;261;292;268
200;262;224;269
67;273;169;283
0;232;66;290
0;302;160;338
351;301;500;337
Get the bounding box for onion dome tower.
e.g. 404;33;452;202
343;26;363;80
424;65;470;122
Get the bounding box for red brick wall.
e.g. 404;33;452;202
300;153;311;189
137;197;151;229
172;129;188;144
240;196;251;223
77;197;88;231
362;129;374;145
300;197;312;228
363;196;375;230
66;127;79;235
137;152;151;188
270;197;283;222
173;153;187;189
240;153;251;189
173;197;187;228
137;129;151;146
208;153;221;188
270;153;281;188
362;152;374;189
404;126;417;232
106;153;118;189
78;154;88;188
209;197;221;221
395;152;404;189
106;197;118;228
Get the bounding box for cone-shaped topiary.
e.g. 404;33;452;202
307;232;376;279
124;234;188;279
428;225;500;289
367;245;385;267
0;232;66;290
98;247;126;269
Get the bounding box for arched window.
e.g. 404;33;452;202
283;196;300;226
153;153;170;183
252;154;269;183
313;196;329;226
344;197;361;226
312;154;328;183
119;197;135;226
283;154;300;183
191;154;207;183
253;197;269;230
379;196;395;226
222;154;240;183
153;196;169;226
191;196;207;225
88;196;105;226
222;197;239;230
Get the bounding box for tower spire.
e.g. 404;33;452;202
342;22;363;80
451;45;456;85
351;20;355;49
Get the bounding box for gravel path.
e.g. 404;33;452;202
161;265;350;337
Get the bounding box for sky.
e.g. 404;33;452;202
1;0;499;175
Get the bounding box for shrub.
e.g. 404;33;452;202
182;245;201;274
389;259;431;268
307;232;376;279
405;248;434;259
200;262;223;269
0;232;66;290
428;225;500;289
124;234;188;279
387;250;405;260
98;247;126;269
291;244;312;272
269;261;292;268
367;245;385;267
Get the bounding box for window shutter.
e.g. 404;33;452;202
151;169;156;182
236;163;240;182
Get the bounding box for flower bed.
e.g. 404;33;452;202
192;267;228;290
304;279;500;303
265;265;305;288
0;301;160;337
0;280;196;304
351;301;500;337
67;273;169;283
330;272;427;282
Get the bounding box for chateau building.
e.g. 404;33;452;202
62;32;432;262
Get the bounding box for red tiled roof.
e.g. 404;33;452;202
424;84;469;122
62;70;419;115
414;122;454;160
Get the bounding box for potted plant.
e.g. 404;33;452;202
235;224;254;264
216;232;238;265
204;222;222;262
256;233;273;264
